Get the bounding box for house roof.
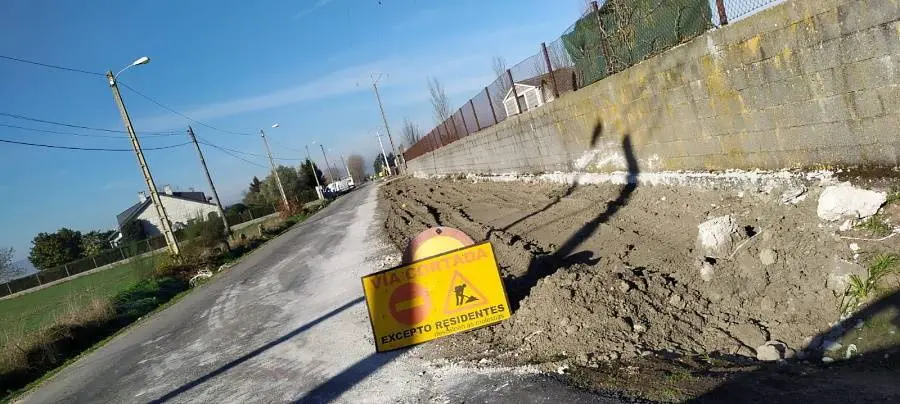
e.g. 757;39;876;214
115;191;213;228
503;67;579;102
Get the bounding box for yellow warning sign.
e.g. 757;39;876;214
361;242;510;352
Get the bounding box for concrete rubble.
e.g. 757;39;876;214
817;182;887;221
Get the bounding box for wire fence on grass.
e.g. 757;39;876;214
0;205;277;298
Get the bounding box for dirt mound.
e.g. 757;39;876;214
378;175;899;366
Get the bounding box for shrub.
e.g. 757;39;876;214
153;254;197;282
183;217;227;250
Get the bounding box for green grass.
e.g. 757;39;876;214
885;188;899;206
665;369;693;383
855;214;892;237
839;253;899;314
0;256;157;335
1;209;318;401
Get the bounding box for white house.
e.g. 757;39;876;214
113;185;219;244
502;68;576;117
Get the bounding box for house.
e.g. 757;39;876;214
502;68;577;117
112;185;219;245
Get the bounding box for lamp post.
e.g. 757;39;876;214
260;124;289;210
107;56;180;256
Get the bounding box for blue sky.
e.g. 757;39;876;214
0;0;582;259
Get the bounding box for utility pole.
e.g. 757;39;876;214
319;144;337;183
372;74;404;170
376;130;392;176
305;145;322;189
340;154;351;178
305;145;323;200
187;126;229;234
107;71;180;255
260;129;289;210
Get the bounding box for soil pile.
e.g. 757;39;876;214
379;174;899;365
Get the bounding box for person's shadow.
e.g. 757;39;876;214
506;126;639;310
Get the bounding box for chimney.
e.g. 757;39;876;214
138;191;147;203
163;185;173;195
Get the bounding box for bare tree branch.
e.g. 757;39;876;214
0;246;22;283
401;119;422;148
427;77;451;124
346;154;366;184
492;55;509;91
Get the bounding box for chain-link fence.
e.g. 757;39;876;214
715;0;785;25
402;0;780;162
0;205;277;298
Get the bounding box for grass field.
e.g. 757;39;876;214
0;256;158;336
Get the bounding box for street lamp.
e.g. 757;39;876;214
106;56;181;255
111;56;150;83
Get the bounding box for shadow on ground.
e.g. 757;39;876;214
691;290;900;403
148;297;397;403
506;127;639;309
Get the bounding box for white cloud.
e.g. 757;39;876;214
132;22;556;132
133;51;489;132
295;0;336;19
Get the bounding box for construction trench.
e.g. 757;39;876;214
376;171;900;401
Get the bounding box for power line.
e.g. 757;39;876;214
0;54;104;77
198;138;264;157
0;123;181;139
0;112;180;135
199;140;268;169
198;137;303;161
0;138;191;152
0;54;252;138
117;81;254;137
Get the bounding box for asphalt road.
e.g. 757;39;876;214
20;183;613;403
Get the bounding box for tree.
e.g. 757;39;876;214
299;159;325;189
347;154;366;184
373;152;396;175
401;119;422;148
427;77;451;124
249;176;262;193
242;190;269;209
28;228;84;270
261;165;320;207
121;220;147;243
81;230;112;257
0;246;22;283
492;55;512;92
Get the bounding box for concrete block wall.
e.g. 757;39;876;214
407;0;900;176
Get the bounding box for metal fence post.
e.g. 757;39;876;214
541;42;560;98
485;86;498;124
469;99;481;131
507;69;521;114
64;264;70;277
715;0;728;26
459;109;470;137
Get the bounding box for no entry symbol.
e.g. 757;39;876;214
389;282;432;326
